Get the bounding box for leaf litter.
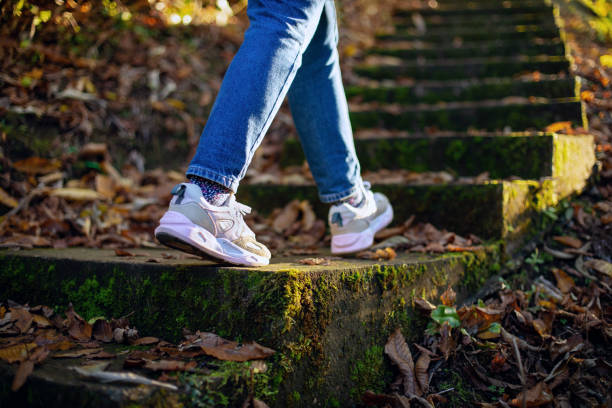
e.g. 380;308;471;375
0;300;276;405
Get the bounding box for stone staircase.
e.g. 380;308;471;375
0;0;596;407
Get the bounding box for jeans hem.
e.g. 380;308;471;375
186;166;239;193
319;183;361;204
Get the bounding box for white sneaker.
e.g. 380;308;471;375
154;183;271;267
329;182;393;254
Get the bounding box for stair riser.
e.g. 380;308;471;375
349;101;584;132
354;59;569;81
378;28;559;42
346;78;576;105
391;24;558;36
395;5;553;17
367;41;565;59
393;12;555;28
282;135;554;179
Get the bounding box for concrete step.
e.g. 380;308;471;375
394;2;552;17
236;180;556;247
349;98;584;132
280;133;595;195
392;12;555;28
378;26;559;42
367;39;564;59
390;23;558;37
0;247;500;407
354;55;569;81
346;76;576;105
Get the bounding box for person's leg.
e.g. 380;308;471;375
288;1;393;253
186;0;327;193
287;0;362;204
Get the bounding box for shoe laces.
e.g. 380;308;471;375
227;195;251;216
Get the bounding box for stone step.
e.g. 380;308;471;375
367;39;564;59
405;0;548;5
280;133;595;196
394;2;553;17
378;26;559;42
349;98;584;132
346;76;576;105
0;247;500;407
390;23;558;37
236;180;556;246
354;55;569;81
393;12;555;28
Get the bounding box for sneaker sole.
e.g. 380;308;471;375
331;204;394;255
154;211;270;267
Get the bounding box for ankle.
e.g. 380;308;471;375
187;175;231;206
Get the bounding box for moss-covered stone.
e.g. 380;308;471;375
349;99;584;132
0;247;500;407
354;56;569;81
346;77;576;105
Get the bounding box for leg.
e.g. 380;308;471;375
287;0;362;203
186;0;327;192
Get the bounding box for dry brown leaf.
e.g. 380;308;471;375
50;188;103;201
131;337;160;346
510;382;553;407
297;257;331;266
440;286;456;306
144;359;196;371
53;348;103;358
439;321;455;361
0;343;37;363
95;174;116;200
553;236;583;249
272;200;301;233
66;305;92;341
357;247;397;261
32;314;52;328
545;121;572;133
384;328;420;396
415;352;430;393
11;307;34;334
13;157;61;175
299;200;316;231
414;297;436;312
0;187;19;208
11;360;34;391
114;248;135;257
181;332;275;362
584;259;612;277
551;268;575;294
361;391;411;408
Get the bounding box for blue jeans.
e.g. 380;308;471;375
186;0;362;203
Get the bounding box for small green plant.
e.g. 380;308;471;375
525;249;545;272
426;305;460;335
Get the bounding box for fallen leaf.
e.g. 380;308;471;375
65;305;92;341
415;352;430;392
11;360;34;391
13;157;61;175
180;332;275;362
272;200;300;233
0;187;19;208
297;257;331;266
131;337;159;346
298;201;316;231
384;328;420;396
545;121;572;133
50;188;103;201
361;391;411;408
414;298;436;312
0;343;37;363
510;382;553;407
584;259;612;277
114;248;135;257
553;236;582;249
53;348;103;358
11;307;34;334
440;286;456;306
144;359;196;371
551;268;575;293
95;174;116;200
72;366;178;390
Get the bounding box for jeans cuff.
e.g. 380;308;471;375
319;181;362;204
186;166;240;193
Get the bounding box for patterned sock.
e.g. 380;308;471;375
338;188;364;207
187;175;231;206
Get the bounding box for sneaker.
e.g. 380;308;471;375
328;182;393;254
155;183;271;267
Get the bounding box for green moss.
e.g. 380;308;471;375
349;344;386;399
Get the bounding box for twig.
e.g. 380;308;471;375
498;398;512;408
436;387;454;395
511;337;527;408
